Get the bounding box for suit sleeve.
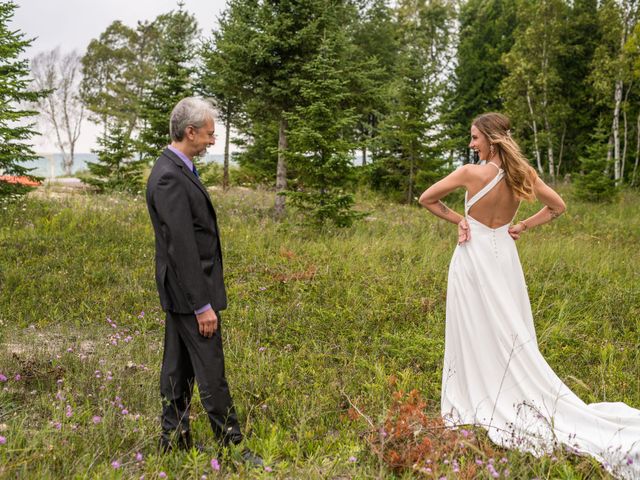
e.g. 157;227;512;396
152;171;210;310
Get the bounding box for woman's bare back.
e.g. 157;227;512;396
466;163;520;228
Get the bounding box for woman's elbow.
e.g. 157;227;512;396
418;191;432;207
552;198;566;217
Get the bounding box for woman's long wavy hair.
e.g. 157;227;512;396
473;112;537;201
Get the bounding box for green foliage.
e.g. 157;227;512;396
0;1;44;197
137;5;198;163
285;34;362;227
0;188;638;477
445;0;517;162
80;20;154;133
84;122;145;193
574;128;619;202
370;0;455;203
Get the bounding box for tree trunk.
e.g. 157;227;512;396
361;146;367;166
632;111;640;186
526;84;543;174
544;113;555;182
605;134;613;176
612;79;622;184
556;123;566;179
622;107;628;182
274;116;288;219
407;149;415;204
223;111;231;191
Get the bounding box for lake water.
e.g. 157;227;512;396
22;153;227;178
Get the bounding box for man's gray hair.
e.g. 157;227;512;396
169;97;216;141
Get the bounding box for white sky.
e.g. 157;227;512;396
11;0;228;154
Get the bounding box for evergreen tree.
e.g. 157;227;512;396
0;1;45;197
350;0;397;166
211;0;358;218
371;0;455;203
285;36;362;227
137;5;198;164
445;0;517;164
574;127;618;202
84;121;143;193
198;15;248;190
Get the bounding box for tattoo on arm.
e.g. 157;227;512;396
549;207;561;219
439;202;449;214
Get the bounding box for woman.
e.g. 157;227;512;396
419;112;639;479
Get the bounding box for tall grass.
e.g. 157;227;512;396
0;186;638;478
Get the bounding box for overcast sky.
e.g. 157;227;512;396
11;0;228;153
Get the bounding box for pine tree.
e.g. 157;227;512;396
285;36;362;227
445;0;517;164
137;5;198;164
371;0;455;203
84;122;143;193
574;127;618;202
0;1;45;197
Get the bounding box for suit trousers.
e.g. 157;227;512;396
160;310;243;445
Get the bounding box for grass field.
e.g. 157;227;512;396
0;185;638;479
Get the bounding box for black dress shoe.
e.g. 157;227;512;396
241;448;264;468
160;430;206;453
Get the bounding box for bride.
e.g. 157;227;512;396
419;112;639;479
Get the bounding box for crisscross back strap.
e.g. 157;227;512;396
465;169;505;216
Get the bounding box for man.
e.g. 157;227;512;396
146;97;261;465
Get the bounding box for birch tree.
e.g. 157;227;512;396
590;0;639;185
501;0;569;181
31;48;84;176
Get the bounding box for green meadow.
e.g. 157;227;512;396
0;186;638;479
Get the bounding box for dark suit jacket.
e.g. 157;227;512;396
146;148;227;313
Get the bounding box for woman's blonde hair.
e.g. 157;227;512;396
472;112;537;201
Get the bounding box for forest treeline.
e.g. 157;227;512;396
2;0;640;223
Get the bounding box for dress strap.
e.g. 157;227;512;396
465;168;505;216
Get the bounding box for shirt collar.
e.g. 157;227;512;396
168;145;194;172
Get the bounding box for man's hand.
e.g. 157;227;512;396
457;218;471;245
196;309;218;337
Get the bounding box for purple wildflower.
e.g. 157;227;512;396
264;466;273;472
111;460;120;469
14;374;21;381
348;456;357;463
0;436;6;445
159;472;167;478
210;458;220;471
92;416;102;424
0;374;7;382
135;452;143;462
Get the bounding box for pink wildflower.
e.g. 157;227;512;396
92;416;102;424
210;458;220;471
0;436;6;445
111;460;120;469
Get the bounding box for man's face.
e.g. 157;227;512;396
187;118;216;157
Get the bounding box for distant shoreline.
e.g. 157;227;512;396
23;153;229;178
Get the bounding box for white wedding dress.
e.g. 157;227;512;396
441;163;640;479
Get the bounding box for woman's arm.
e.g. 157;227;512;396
419;166;472;244
508;177;566;239
418;165;470;225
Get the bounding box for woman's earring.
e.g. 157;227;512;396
489;144;495;158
